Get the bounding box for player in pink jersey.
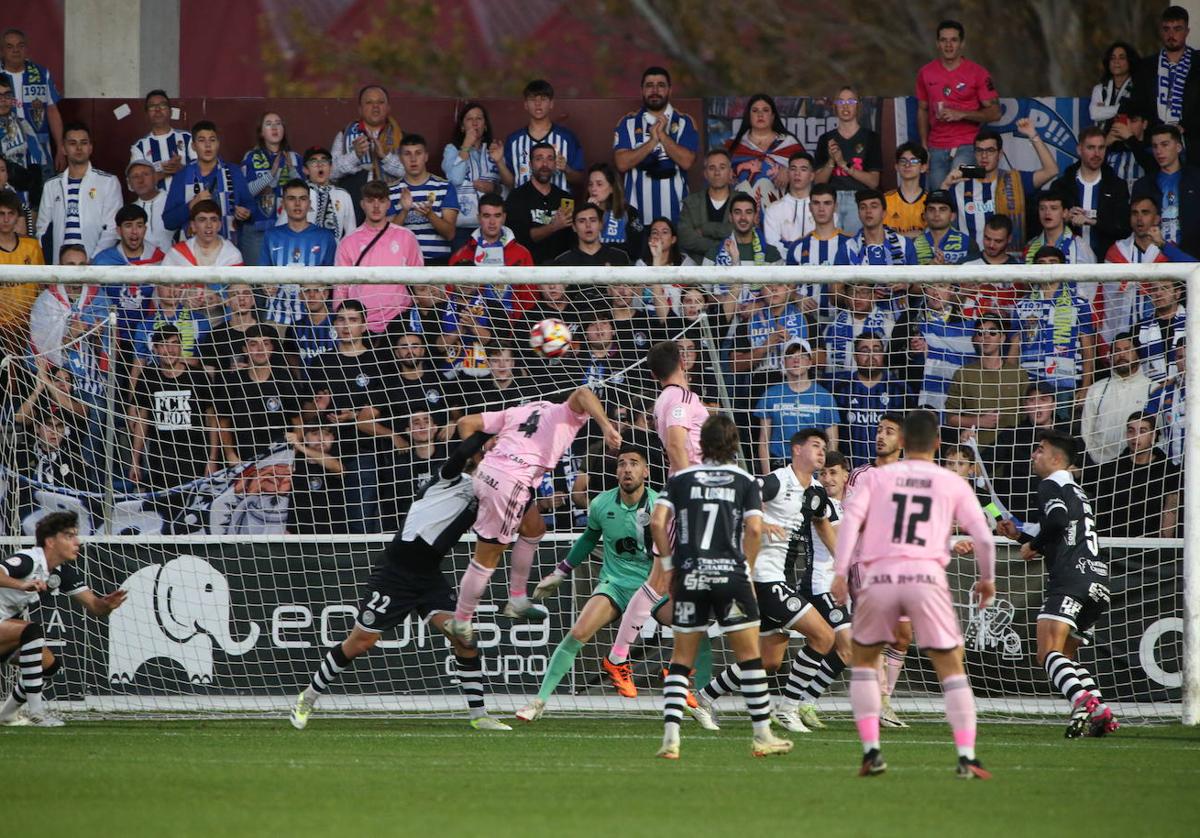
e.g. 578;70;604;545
845;412;912;727
832;410;996;779
602;340;712;699
444;387;621;645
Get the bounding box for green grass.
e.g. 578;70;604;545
6;718;1199;838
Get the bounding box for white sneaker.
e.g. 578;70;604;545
798;703;826;730
752;730;794;756
880;695;908;728
502;597;549;621
515;698;546;723
25;710;65;728
657;731;680;760
290;691;315;730
688;697;720;731
0;713;31;727
469;714;512;731
771;708;812;734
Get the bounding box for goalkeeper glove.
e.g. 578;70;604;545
533;561;572;600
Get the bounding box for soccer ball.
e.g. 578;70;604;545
529;318;573;357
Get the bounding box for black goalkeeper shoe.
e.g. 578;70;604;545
859;748;887;777
956;756;992;780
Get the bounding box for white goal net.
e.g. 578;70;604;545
0;264;1196;723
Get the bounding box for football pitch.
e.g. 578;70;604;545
7;718;1199;837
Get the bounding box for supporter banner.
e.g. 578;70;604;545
35;540;1182;707
893;96;1090;177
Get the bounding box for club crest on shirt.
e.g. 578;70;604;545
356;373;369;388
671;405;685;419
266;396;282;412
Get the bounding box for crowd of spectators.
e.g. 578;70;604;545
0;12;1191;539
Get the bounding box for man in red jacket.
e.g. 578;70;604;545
450;193;537;315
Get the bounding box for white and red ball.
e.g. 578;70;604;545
529;318;573;357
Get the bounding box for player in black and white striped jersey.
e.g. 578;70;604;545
0;512;127;727
290;432;512;732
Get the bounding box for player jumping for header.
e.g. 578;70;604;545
444;386;621;646
653;414;793;759
997;430;1118;739
832;410;997;778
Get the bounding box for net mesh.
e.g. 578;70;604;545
0;266;1189;722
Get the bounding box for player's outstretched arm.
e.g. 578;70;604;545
567;387;622;450
664;425;691;476
440;431;494;480
71;588;128;618
534;513;602;600
456;413;486;440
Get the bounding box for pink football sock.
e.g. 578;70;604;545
508;535;540;598
455;560;495;622
943;674;977;757
609;583;659;664
850;666;881;751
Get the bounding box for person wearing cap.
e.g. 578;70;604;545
914;188;979;265
260;178;337;328
754;339;839;475
1050;126;1130;263
299;146;355;241
834;188;917;266
126;157;175;253
129;90;194;192
732;282;809;409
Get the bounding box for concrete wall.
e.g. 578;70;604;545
63;0;178;98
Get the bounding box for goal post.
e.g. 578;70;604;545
0;262;1195;724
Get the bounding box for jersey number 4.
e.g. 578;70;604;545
518;411;541;437
891;494;932;546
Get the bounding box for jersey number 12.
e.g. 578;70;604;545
891;494;932;546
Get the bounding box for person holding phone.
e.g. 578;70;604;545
504;141;574;265
940;118;1058;253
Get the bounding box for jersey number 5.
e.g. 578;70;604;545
891;494;932;546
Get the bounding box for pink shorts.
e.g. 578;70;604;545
852;560;961;650
472;466;531;544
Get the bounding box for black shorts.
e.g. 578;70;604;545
671;573;759;634
755;580;813;635
1039;583;1110;644
356;561;456;633
808;591;853;631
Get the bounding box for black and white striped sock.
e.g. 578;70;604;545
306;644;352;703
1044;652;1088;708
739;658;772;736
699;663;742;703
1073;663;1108;710
663;663;690;738
780;645;824;707
456;655;486;717
17;623;45;713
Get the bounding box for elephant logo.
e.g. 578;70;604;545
108;555;260;685
964;598;1023;660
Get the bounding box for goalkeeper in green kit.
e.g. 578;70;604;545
517;444;668;722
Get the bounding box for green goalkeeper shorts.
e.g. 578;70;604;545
593;577;670;614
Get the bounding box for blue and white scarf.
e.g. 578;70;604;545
1158;47;1192;123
